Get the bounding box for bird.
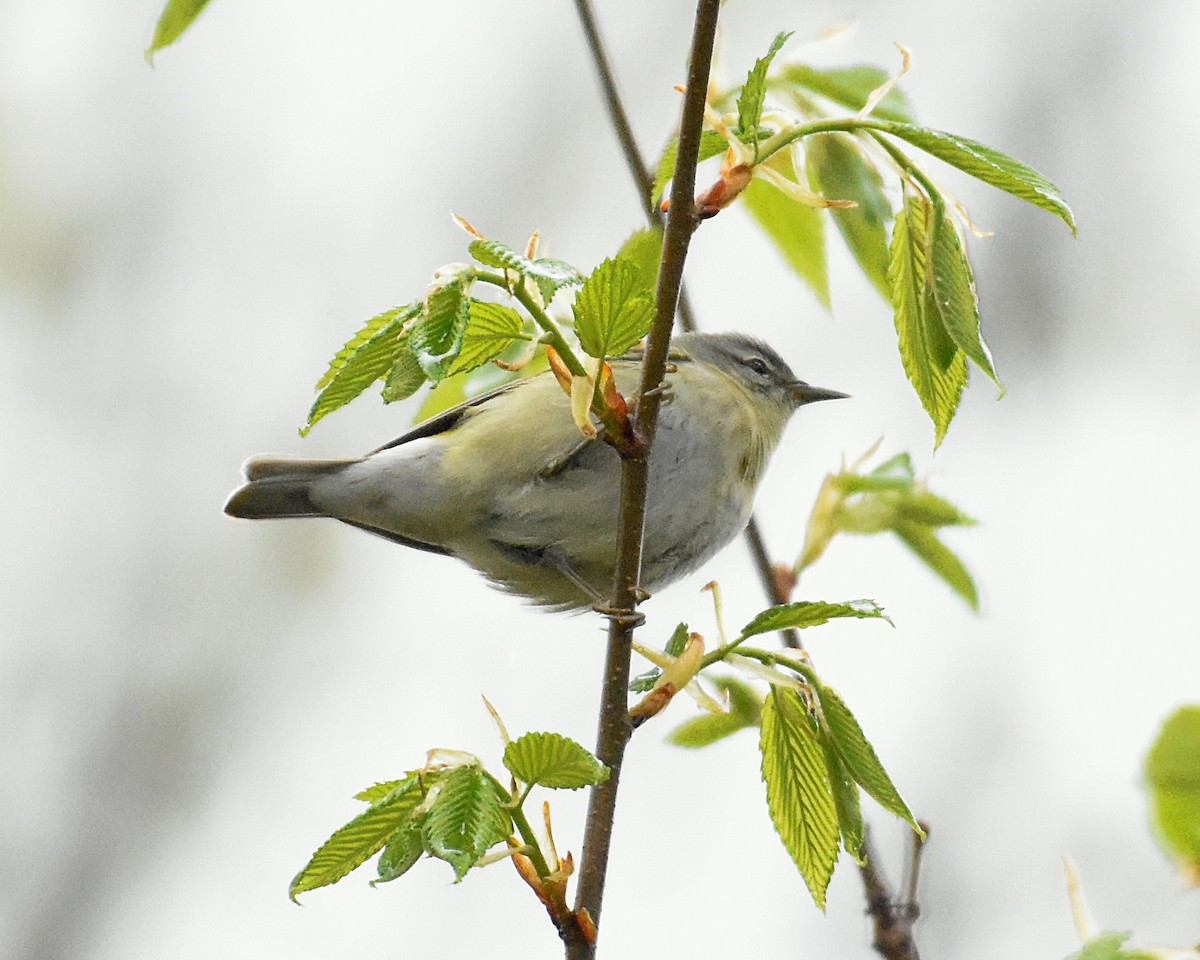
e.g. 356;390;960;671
224;332;847;610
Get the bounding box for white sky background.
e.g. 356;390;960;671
2;0;1199;957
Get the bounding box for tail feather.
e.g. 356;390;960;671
224;456;356;520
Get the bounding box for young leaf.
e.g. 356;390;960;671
929;209;1001;388
1144;706;1200;874
372;818;425;885
1066;932;1139;960
422;764;511;881
742;158;830;309
652;130;729;205
779;64;915;123
446;301;527;377
630;622;690;693
290;777;425;900
380;344;426;403
668;676;763;748
817;683;922;834
572;257;655;360
616;227;664;296
893;519;979;609
760;686;840;909
737;32;793;145
302;301;422;436
503;732;610;789
875;122;1076;234
817;724;865;861
888;193;967;446
412;280;472;380
742;600;891;639
467;238;583;304
806;133;892;300
146;0;212;61
354;779;411;803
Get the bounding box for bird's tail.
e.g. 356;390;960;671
223;456;356;520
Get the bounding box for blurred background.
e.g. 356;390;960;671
2;0;1198;957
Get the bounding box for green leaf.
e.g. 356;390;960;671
354;779;410;804
817;724;865;861
806;133;892;301
1067;932;1138;960
467;239;583;303
1144;706;1200;871
929;208;1002;388
875;122;1076;234
503;732;609;790
411;280;472;381
779;64;914;123
290;777;425;900
742;600;891;640
302;301;421;436
893;520;979;609
616;227;664;297
145;0;213;61
667;677;763;748
653;130;729;205
737;32;793;146
572;257;655;360
446;301;527;377
817;683;921;834
742;157;829;309
372;818;425;885
380;344;426;403
760;687;840;909
422;765;511;881
888;193;967;446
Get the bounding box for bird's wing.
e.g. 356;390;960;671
367;377;532;455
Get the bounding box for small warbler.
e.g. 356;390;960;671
224;332;846;609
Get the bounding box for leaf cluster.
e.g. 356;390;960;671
289;733;607;899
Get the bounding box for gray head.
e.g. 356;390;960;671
671;332;848;410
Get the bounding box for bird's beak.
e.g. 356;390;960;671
789;381;851;406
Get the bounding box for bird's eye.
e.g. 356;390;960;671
744;356;770;376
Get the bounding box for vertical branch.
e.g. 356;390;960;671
565;3;721;957
858;823;930;960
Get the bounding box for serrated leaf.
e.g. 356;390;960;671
817;683;921;833
779;64;914;123
760;687;840;909
738;31;793;146
380;345;426;403
893;520;978;609
1144;706;1200;871
806;133;892;301
573;257;655;360
817;724;865;861
875;122;1076;234
653;130;729;205
146;0;212;61
668;677;763;748
616;228;664;297
412;281;472;381
742;157;829;309
372;818;425;885
422;765;511;882
445;301;527;377
302;301;421;436
742;600;891;640
354;779;410;804
467;239;583;304
468;238;528;273
290;777;424;900
888;194;966;446
503;732;610;789
929;208;1001;388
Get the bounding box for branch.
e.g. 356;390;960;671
858;823;930;960
564;3;721;956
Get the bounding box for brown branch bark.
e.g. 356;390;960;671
562;4;721;957
858;823;930;960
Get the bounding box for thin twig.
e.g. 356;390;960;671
858;823;930;960
564;4;721;957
